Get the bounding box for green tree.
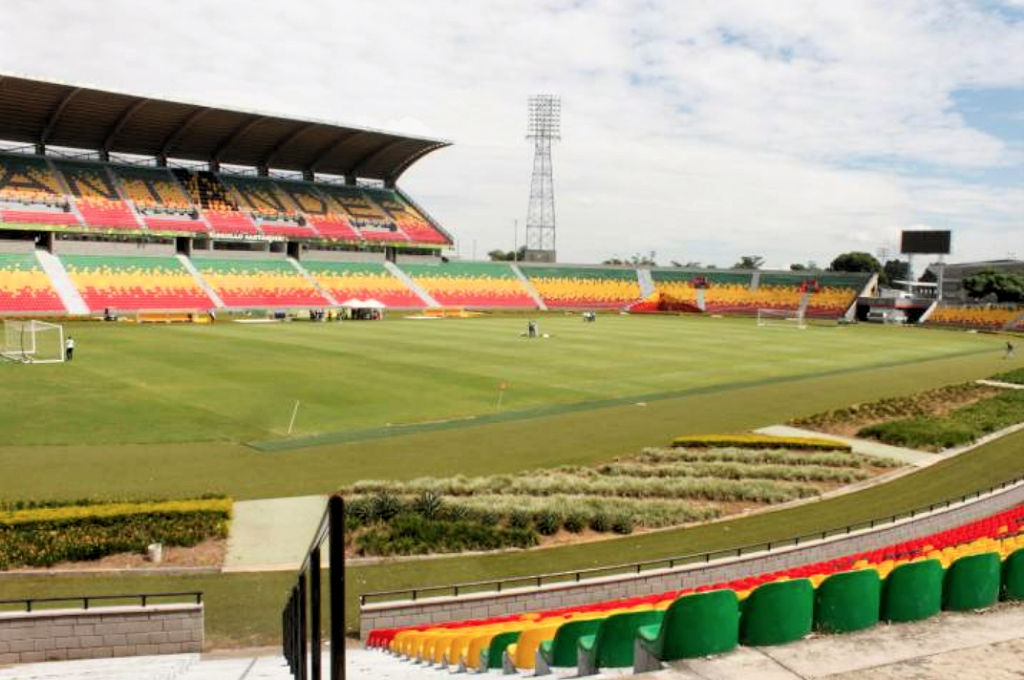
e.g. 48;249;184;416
962;270;1024;303
732;255;764;270
829;252;882;275
488;246;527;261
882;259;910;286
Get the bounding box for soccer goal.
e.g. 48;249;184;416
1;320;65;363
756;308;807;329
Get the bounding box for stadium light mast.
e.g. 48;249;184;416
524;95;560;262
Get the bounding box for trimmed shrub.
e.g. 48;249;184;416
370;491;402;522
535;510;562;536
564;512;586;533
508;509;532;529
355;515;537;556
412;491;444;520
670;434;849;451
611;514;634;534
589;512;611;533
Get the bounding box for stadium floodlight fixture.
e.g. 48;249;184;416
527;95;561;140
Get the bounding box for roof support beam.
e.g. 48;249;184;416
308;130;368;173
160;107;212;158
103;98;150;151
40;87;83;145
351;139;406;178
213;116;268;161
260;122;318;168
387;142;448;185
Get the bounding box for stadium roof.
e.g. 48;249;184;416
0;74;450;182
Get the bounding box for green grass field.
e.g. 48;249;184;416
0;314;1020;646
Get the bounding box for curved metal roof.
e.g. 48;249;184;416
0;74;450;182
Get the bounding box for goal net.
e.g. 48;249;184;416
756;308;807;329
1;320;65;363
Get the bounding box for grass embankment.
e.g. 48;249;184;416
5;428;1024;646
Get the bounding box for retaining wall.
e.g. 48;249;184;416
360;479;1024;639
0;603;202;664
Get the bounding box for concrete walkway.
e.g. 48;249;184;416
754;425;934;466
223;495;327;571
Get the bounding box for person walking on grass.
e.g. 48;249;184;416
1007;340;1016;360
64;335;75;361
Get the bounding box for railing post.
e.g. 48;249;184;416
328;496;346;680
310;548;322;680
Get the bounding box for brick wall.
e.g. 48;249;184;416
0;603;202;664
360;478;1024;638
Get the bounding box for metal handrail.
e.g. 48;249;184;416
0;591;203;613
360;474;1024;605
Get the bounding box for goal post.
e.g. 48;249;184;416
756;308;807;329
1;320;65;363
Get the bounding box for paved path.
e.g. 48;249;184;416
754;425;933;466
223;495;327;571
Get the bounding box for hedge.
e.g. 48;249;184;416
0;498;232;569
671;434;850;451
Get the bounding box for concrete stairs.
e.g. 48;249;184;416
636;268;655;297
288;257;338;306
383;261;439;307
177;255;225;309
509;263;547;310
34;250;88;314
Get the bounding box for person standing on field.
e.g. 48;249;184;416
1007;340;1016;359
65;335;75;361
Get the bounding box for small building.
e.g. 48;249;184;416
920;259;1024;302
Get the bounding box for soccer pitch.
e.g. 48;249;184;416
2;313;1021;645
0;314;1008;501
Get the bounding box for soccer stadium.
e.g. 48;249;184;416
3;6;1024;680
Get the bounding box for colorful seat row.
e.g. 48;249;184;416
400;262;535;307
928;305;1023;331
523;266;642;308
368;503;1024;675
0;153;451;246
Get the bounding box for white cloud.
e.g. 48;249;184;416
0;0;1022;267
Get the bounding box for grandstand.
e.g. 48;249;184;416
398;261;535;307
303;260;424;307
192;257;328;309
522;265;642;308
61;254;213;312
0;251;64;312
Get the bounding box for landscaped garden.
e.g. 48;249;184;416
790;375;1024;450
340;435;900;557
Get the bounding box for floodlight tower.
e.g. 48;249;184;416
524;95;560;262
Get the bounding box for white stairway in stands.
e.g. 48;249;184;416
510;263;547;310
289;257;338;306
34;250;88;314
178;254;226;308
383;261;439;308
636;268;655;297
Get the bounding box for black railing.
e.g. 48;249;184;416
0;591;202;613
282;495;345;680
360;474;1024;605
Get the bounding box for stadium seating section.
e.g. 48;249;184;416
302;261;423;308
399;262;534;307
0;252;64;312
524;266;642;308
648;270;866;317
0;153;453;246
368;503;1024;675
194;258;328;308
929;305;1024;331
61;255;212;312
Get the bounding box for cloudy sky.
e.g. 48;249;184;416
2;0;1023;267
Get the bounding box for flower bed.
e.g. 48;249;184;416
0;497;232;569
